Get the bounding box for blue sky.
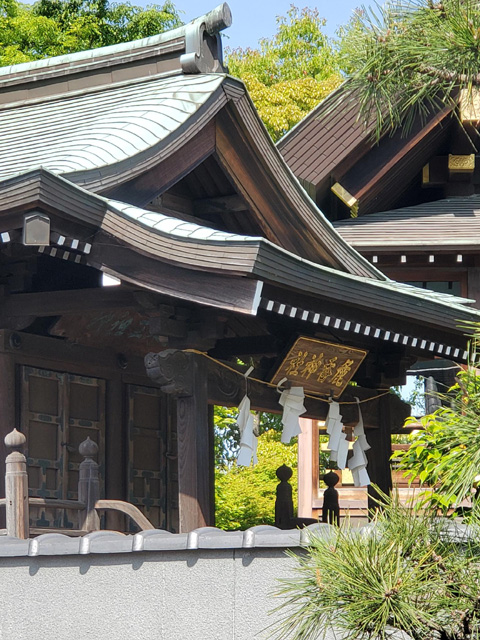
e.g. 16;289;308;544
174;0;362;50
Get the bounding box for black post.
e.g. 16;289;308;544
366;393;393;516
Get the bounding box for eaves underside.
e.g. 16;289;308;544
0;167;478;347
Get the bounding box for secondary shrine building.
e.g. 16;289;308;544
0;3;478;535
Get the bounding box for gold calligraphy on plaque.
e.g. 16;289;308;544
271;337;367;398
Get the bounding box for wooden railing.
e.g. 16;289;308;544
0;428;154;539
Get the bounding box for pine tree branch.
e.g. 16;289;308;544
420;65;480;85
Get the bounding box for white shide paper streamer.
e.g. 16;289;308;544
236;394;258;467
325;398;371;487
279;386;306;443
347;397;371;487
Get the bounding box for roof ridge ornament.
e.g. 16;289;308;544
181;3;232;74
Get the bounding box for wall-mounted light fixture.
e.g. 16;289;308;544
22;212;50;246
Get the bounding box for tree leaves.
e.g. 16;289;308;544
215;429;298;530
273;494;480;640
0;0;182;65
226;6;342;141
338;0;480;141
393;337;480;511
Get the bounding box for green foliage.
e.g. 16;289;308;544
0;0;181;65
213;404;239;468
215;429;297;530
275;329;480;639
214;405;284;468
273;492;480;640
393;348;480;510
226;6;342;141
337;0;480;141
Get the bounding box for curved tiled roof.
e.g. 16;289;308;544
0;168;477;354
333;196;480;251
110;196;480;322
0;73;224;181
111;200;258;243
0;523;334;556
1;168;479;327
0;520;470;556
0;70;385;279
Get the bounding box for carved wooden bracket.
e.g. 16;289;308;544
145;349;197;397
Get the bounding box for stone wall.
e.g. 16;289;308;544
0;525;335;640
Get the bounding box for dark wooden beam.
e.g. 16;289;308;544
89;234;262;315
194;194;247;215
0;329;149;378
144;349;410;429
148;316;188;339
153;193;194;215
340;107;451;215
148;307;227;345
147;194;217;227
0;287;140;320
208;335;280;358
366;393;394;514
260;282;469;354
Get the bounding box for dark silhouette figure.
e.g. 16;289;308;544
275;464;294;529
322;471;340;526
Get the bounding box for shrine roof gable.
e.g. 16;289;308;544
277;85;455;216
0;65;383;278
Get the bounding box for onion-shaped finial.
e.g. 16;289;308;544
276;464;293;482
79;436;98;459
4;428;26;451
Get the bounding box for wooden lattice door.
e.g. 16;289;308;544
20;366;106;530
127;384;168;530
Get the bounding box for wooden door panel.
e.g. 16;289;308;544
20;366;105;530
66;374;105;500
127;384;167;530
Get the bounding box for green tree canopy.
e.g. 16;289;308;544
215;429;298;530
338;0;480;140
0;0;181;65
226;6;342;141
393;329;480;511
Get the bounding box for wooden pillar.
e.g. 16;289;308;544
144;350;213;533
366;393;393;514
4;429;29;539
0;352;16;528
176;355;211;532
207;404;215;527
297;418;314;518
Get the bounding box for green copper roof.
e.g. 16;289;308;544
0;73;224;181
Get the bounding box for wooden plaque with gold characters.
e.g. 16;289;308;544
271;337;367;398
